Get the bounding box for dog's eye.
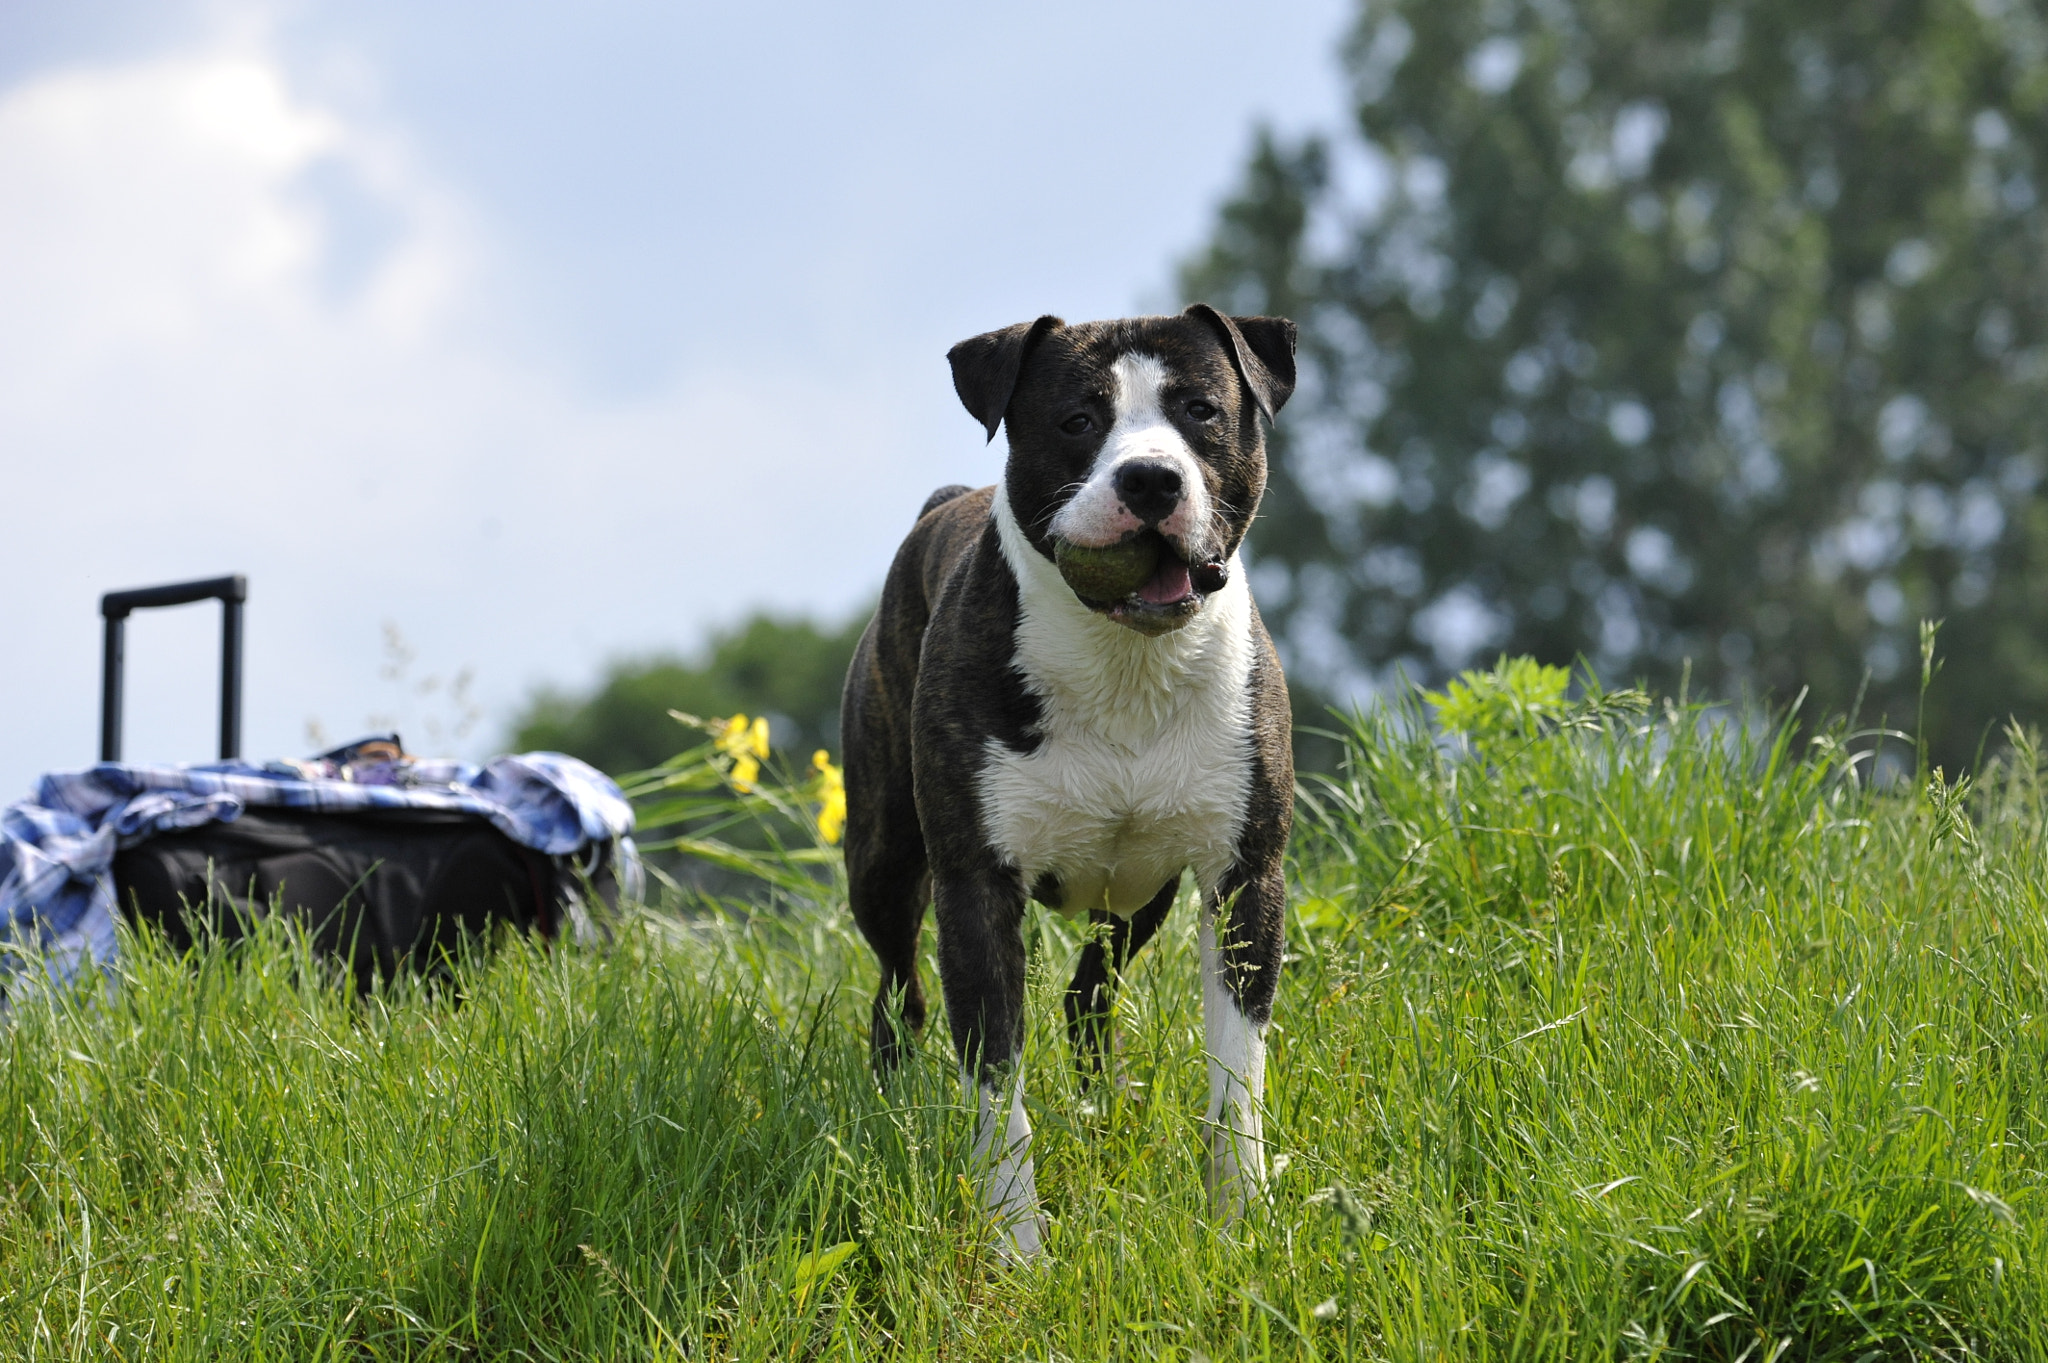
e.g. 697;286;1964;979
1059;413;1094;435
1185;399;1219;422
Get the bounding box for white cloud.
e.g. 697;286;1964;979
0;32;949;794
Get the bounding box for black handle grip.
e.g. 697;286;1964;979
99;575;247;764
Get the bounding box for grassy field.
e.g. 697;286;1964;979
3;664;2047;1358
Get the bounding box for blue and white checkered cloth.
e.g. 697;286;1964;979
0;750;639;997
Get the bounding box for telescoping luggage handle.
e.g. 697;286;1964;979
99;575;246;763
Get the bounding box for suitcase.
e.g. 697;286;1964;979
112;808;566;989
98;577;611;985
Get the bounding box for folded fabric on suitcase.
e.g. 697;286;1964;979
0;750;639;999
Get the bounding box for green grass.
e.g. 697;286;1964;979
5;675;2048;1358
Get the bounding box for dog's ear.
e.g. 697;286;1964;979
948;315;1064;442
1185;304;1297;422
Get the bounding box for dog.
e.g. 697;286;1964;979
840;305;1296;1257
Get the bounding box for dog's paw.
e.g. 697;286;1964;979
1206;1140;1270;1225
992;1212;1050;1265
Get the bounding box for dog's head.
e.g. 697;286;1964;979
948;306;1296;635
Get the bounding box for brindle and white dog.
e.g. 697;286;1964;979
840;306;1296;1256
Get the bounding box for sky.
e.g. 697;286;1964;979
0;0;1352;797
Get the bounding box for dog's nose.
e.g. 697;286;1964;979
1113;460;1183;524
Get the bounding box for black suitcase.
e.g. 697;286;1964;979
98;577;609;985
112;809;567;989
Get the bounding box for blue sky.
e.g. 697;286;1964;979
0;0;1349;793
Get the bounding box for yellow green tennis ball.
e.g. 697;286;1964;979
1055;535;1161;600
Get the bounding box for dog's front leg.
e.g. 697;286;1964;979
935;866;1045;1259
1202;863;1284;1221
966;1062;1041;1261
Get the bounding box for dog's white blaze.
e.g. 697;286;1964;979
1201;912;1267;1215
985;488;1254;917
1048;352;1213;550
968;1067;1044;1258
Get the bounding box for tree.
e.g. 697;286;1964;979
1186;0;2048;764
509;611;869;776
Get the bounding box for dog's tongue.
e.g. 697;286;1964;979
1137;558;1192;605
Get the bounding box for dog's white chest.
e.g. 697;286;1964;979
979;491;1256;916
980;707;1250;915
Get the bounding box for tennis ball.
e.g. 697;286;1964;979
1055;535;1161;601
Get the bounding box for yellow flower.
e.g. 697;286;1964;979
729;755;760;793
717;713;769;791
812;748;846;845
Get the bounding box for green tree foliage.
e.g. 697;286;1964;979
509;612;868;775
1185;0;2048;763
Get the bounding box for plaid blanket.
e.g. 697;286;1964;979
0;751;639;996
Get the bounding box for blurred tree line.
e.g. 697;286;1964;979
509;613;866;775
1185;0;2048;765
